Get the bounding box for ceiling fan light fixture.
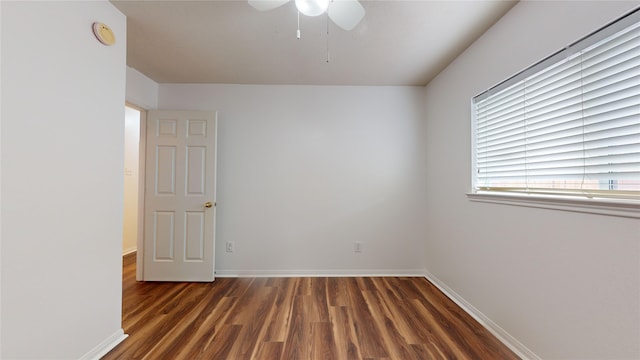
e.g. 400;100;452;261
295;0;329;17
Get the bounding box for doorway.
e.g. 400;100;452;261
122;104;147;280
122;107;217;282
123;105;141;255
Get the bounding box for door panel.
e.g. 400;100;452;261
156;146;176;194
154;211;175;260
143;110;217;281
185;211;205;260
186;146;206;194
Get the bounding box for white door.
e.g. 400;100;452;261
143;110;217;281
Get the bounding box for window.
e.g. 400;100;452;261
471;9;640;212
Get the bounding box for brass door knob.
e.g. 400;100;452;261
204;201;213;208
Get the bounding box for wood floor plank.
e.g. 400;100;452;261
199;323;243;360
328;305;363;360
312;278;331;323
227;286;278;360
172;295;237;359
262;277;298;343
410;296;475;359
327;277;349;307
311;322;339;359
380;277;460;358
413;278;516;359
253;341;283;359
280;294;311;360
372;278;423;345
103;253;520;360
142;281;237;359
344;278;390;359
362;291;416;360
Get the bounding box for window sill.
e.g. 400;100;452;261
467;191;640;219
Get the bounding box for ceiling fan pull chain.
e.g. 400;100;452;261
326;12;330;63
297;10;301;39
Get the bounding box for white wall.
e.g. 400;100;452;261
159;84;428;275
1;1;126;358
126;67;158;110
423;1;640;359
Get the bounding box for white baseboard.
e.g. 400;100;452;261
215;268;427;278
122;247;137;256
424;270;540;360
79;328;128;360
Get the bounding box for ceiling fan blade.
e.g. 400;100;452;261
248;0;290;12
327;0;365;31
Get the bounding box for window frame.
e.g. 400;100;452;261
468;8;640;219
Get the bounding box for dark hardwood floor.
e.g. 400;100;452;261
103;253;519;359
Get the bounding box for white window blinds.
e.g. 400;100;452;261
473;10;640;199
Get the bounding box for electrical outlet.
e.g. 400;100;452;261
226;241;234;253
354;241;363;253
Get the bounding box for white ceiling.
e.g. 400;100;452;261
111;0;516;86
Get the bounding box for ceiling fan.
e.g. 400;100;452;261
248;0;365;31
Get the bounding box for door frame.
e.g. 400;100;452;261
125;102;147;281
